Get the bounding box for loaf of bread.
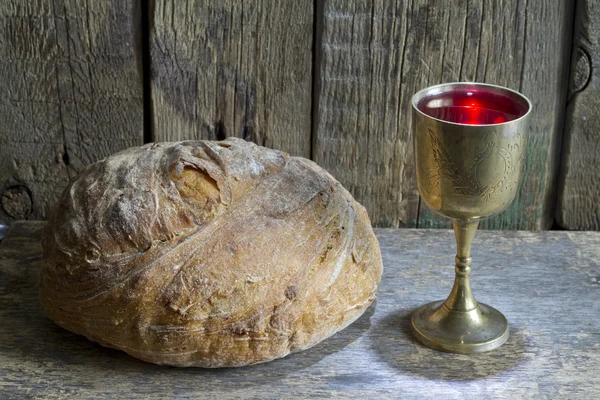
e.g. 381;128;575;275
40;138;382;367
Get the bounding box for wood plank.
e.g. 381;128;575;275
0;0;144;224
313;0;573;229
556;0;600;230
149;1;313;157
1;221;599;398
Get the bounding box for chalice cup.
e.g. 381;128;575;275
411;82;531;353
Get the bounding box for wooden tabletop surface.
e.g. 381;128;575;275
1;222;599;399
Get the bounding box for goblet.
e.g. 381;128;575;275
411;82;531;353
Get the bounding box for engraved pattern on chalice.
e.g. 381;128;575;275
428;130;525;202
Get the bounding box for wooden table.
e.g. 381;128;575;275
1;222;599;399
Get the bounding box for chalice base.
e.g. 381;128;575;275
411;300;509;354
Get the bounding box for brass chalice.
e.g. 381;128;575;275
411;82;531;353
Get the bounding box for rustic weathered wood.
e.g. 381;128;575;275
557;0;600;230
313;0;573;229
0;0;144;225
1;221;599;399
149;1;313;157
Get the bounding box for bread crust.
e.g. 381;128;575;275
40;138;382;367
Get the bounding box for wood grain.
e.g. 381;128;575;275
312;0;573;229
0;0;144;224
149;0;313;157
1;221;599;399
556;0;600;230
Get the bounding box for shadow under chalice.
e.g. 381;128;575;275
370;309;529;381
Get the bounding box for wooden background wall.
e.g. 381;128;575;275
0;0;597;231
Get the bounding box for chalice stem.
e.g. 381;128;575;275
444;220;479;312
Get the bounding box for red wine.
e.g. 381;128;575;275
417;89;528;125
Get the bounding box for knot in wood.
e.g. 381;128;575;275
570;47;592;96
1;186;32;220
